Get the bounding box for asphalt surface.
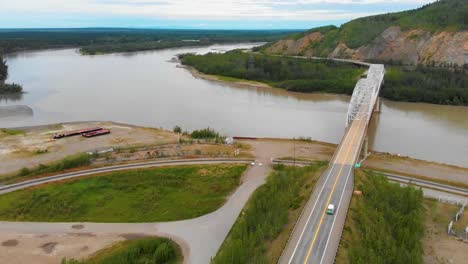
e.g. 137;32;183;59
280;118;368;264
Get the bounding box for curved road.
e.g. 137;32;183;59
0;158;272;264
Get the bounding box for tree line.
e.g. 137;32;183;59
181;51;365;95
182;51;468;106
0;29;298;54
0;54;22;94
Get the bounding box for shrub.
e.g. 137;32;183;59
190;128;220;139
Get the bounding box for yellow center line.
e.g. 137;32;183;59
303;119;363;264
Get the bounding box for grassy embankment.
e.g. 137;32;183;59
182;51;365;95
62;237;182;264
212;162;328;263
0;164;247;222
0;128;25;137
0;153;94;184
336;170;425;264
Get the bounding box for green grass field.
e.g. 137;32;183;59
0;164;247;222
62;237;182;264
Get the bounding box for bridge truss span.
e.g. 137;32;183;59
346;64;385;127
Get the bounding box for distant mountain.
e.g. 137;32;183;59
263;0;467;67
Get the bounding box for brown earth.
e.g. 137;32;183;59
265;26;467;66
423;199;468;264
0;121;178;176
0;233;126;264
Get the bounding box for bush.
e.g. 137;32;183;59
62;237;180;264
190;128;220;139
0;83;23;93
16;153;92;178
173;125;182;134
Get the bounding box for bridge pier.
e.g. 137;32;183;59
374;97;381;113
361;135;369;159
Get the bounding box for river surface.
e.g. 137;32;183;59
1;44;468;167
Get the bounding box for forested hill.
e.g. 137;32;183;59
263;0;467;67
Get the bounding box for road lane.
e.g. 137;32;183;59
282;117;367;264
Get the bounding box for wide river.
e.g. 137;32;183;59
1;44;468;167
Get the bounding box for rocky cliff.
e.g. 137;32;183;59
264;0;467;67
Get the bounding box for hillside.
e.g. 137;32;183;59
263;0;467;66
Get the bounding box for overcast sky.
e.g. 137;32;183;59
0;0;436;29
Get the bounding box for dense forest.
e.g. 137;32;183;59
338;171;425;263
182;51;468;105
182;51;365;95
0;29;297;54
0;54;22;94
383;66;468;105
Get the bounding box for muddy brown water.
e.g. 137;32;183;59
1;44;468;167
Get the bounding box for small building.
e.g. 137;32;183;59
225;137;234;145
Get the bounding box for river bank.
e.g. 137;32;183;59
1;121;466;188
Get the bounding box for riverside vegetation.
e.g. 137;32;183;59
0;54;23;93
182;51;364;95
183;51;468;106
62;237;182;264
0;164;247;222
212;162;327;263
336;170;425;264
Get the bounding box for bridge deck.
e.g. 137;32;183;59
279;64;384;264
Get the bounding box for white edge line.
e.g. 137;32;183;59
319;121;366;264
287;129;350;264
319;165;353;264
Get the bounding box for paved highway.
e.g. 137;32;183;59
280;118;367;264
279;63;385;264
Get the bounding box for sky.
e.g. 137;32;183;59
0;0;437;29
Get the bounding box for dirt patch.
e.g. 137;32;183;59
364;152;468;187
0;121;179;176
71;224;84;230
120;233;150;240
40;242;58;254
423;200;468;263
1;239;18;247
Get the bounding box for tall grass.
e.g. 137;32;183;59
17;153;92;178
212;162;326;263
61;237;181;264
0;164;247;222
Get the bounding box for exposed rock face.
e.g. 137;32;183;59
265;32;323;56
266;27;467;67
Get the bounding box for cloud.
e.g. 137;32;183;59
0;0;436;27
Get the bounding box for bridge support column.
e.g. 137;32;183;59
361;135;369;159
374;97;381;113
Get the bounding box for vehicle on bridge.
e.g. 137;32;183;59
327;204;335;215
